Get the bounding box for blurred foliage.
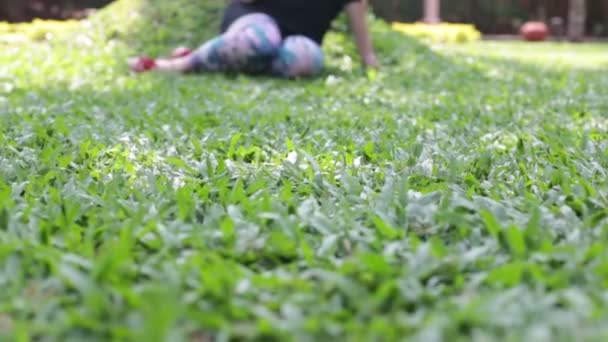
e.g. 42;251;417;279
0;19;79;41
87;0;224;54
3;0;608;36
392;22;482;43
369;0;608;36
0;0;111;21
0;0;225;55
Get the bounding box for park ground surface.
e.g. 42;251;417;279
1;10;608;341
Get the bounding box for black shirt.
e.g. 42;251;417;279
221;0;360;44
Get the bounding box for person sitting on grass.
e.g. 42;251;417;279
128;0;379;77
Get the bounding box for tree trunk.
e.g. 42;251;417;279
568;0;587;41
423;0;441;24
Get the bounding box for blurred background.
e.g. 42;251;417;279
1;0;606;38
371;0;607;38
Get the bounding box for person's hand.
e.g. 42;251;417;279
345;2;379;70
363;52;380;69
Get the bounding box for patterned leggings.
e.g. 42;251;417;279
192;13;324;77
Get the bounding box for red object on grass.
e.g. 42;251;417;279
520;22;549;41
130;56;157;72
171;46;193;58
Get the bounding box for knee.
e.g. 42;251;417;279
227;13;282;56
242;24;281;57
273;36;324;78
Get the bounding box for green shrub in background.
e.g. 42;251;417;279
0;0;225;54
88;0;224;54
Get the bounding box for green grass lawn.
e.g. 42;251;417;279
1;3;608;340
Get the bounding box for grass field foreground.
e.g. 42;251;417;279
1;0;608;340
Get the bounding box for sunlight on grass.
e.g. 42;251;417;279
445;41;608;69
392;22;481;43
1;2;608;340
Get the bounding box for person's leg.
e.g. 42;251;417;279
271;35;324;78
192;13;282;73
129;13;282;74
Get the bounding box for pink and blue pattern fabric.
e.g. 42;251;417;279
193;13;324;77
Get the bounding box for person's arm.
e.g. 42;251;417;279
128;55;197;73
345;0;379;68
